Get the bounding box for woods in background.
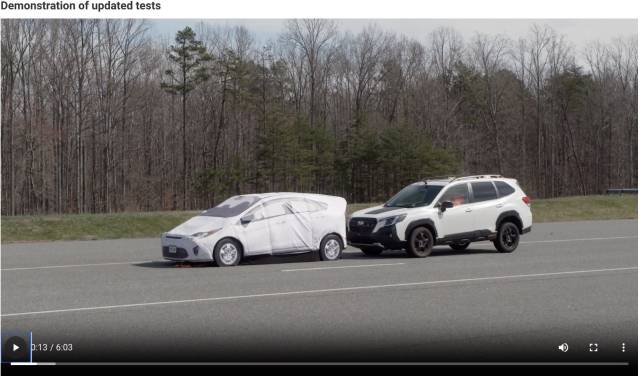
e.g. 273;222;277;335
1;19;637;215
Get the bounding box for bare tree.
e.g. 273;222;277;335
1;20;636;215
283;19;337;127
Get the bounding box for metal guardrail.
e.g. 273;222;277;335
605;188;638;194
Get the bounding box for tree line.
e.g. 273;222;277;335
1;19;637;215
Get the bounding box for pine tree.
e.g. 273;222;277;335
161;27;211;209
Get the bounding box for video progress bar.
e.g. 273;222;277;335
11;362;632;366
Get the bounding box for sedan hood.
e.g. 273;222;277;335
168;216;228;236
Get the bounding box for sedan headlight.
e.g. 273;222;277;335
191;229;220;238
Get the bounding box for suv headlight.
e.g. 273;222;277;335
191;229;220;238
381;214;406;227
373;214;406;233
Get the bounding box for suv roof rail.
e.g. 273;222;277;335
422;175;457;183
450;174;503;182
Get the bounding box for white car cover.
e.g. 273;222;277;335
161;193;347;261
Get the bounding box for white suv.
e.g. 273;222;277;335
347;175;532;257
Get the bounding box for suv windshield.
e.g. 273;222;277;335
201;195;261;217
384;184;444;208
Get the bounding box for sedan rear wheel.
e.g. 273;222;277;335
320;234;343;261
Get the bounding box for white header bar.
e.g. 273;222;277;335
0;0;639;19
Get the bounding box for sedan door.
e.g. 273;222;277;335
236;205;271;256
283;199;315;251
262;199;303;253
436;183;475;238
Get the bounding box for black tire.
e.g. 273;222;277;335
319;234;343;261
493;222;520;253
406;226;434;258
449;242;470;251
213;238;242;267
359;246;384;256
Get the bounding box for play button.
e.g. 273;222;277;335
2;335;29;362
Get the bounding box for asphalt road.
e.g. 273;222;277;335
1;220;637;363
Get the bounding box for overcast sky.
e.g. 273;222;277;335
151;19;637;51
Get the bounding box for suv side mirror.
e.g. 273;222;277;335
439;201;454;212
240;214;254;224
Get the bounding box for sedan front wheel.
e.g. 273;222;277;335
213;238;242;266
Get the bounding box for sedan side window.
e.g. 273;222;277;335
245;205;265;221
263;199;288;219
306;199;328;212
285;199;310;214
439;184;470;206
471;182;498;202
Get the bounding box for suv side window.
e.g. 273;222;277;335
495;181;515;197
439;184;470;206
471;182;498;202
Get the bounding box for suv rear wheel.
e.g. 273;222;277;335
494;222;520;253
406;227;434;258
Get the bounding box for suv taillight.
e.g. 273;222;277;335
522;196;531;206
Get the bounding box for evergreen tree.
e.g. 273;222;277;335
161;27;211;209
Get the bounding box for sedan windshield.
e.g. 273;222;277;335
201;195;261;217
384;184;443;208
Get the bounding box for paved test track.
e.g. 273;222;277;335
1;220;637;363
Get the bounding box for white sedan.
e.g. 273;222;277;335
161;193;347;266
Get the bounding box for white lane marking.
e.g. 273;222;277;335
1;260;155;271
520;236;637;244
2;266;636;318
282;262;405;272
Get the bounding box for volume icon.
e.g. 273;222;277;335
558;343;569;352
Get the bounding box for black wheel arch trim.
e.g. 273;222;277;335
496;210;524;233
405;219;437;241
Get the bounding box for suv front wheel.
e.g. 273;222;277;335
406;227;434;258
494;222;520;253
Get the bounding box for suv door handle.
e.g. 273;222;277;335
465;208;473;213
496;203;504;208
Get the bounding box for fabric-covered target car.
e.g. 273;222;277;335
161;193;347;267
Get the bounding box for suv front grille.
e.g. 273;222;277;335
349;217;377;235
